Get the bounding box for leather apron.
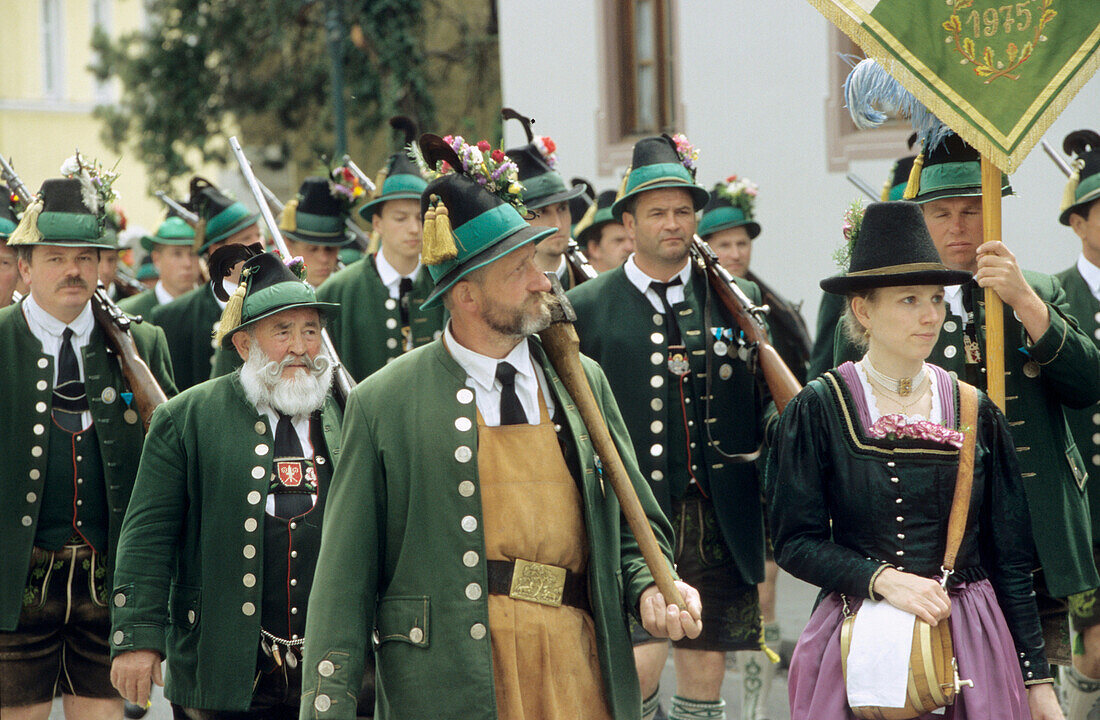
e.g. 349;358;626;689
477;393;611;720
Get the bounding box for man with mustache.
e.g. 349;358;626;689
567;135;775;720
108;247;341;718
300;136;699;720
0;177;175;720
834;133;1100;692
317;117;444;382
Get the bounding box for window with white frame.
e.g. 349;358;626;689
40;0;64;99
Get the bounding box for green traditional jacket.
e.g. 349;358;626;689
834;271;1100;597
110;373;343;711
315;256;444;382
567;264;773;586
1055;264;1100;542
299;338;675;720
118;288;161;320
150;285;222;392
0;300;176;630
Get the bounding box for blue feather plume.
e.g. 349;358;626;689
844;59;952;151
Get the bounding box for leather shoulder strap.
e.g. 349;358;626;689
943;380;979;572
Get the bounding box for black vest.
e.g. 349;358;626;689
37;420;108;552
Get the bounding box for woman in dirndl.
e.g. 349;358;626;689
765;201;1061;719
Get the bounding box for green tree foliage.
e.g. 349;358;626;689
91;0;498;191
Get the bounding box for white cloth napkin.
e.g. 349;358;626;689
846;599;916;708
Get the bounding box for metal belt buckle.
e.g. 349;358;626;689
509;558;566;607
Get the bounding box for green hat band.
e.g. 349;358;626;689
38;211;102;241
0;218;16;237
625;162;695;195
427;205;529;283
919;161;1010;194
242;280;318;324
698;206;749;237
520;172;568;202
382;173;427;198
1074;172;1100;205
202;201;259;249
888;182;908;202
293;210;346;237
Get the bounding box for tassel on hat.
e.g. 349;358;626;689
191;219;207;253
421;194;457;265
573;199;599;238
213;278;248;345
903;146;925;200
278;198;299;233
7;196;43;246
1061;158;1085;217
614;168;631;203
373;168;389;199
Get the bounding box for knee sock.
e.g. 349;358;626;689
1064;665;1100;720
669;695;726;720
737;650;777;720
642;688;663;720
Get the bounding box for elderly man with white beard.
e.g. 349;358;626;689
107;245;342;719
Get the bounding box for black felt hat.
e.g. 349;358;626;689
502;108;586;211
359;116;429;221
7;178;111;248
911;133;1011;204
1060;130;1100;226
820;201;972;294
569;177;595;230
611;134;709;219
280;176;350;246
574;190;620;247
187;176;260;252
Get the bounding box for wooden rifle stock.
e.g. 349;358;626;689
690;235;801;413
91;286;168;431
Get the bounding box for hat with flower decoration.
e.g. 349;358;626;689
7;154;119;249
100;205;127;249
502;108;587;211
279;174;357;246
1059;130;1100;226
140;215;197;252
208;244;339;348
611;133;709;220
411;133;556;309
359;116;428;222
0;183;16;240
820;201;971;294
574;189;620;248
698;176;762;240
187;176;260;253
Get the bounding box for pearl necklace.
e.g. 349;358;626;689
861;357;928;398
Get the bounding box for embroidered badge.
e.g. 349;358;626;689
277;461;304;488
943;0;1057;84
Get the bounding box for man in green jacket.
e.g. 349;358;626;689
109;247;342;715
568;135;775;720
1053;129;1100;718
317;117;444;381
834;132;1100;672
300;135;700;720
118;215;201;319
0;177;176;719
151;177;261;391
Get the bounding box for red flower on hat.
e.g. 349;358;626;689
491;149;505;162
477;140;491;152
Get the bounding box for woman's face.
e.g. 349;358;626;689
854;285;946;363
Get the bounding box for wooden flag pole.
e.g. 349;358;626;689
981;156;1006;411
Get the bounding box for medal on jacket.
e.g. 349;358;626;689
963;334;982;364
711;327;734;357
667;345;690;376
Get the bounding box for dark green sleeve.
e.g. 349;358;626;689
300;388;384;720
1025;276;1100;409
110;404;188;657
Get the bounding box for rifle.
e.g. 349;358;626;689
228;136;356;407
845;172;880;201
2;153;168;429
1042;139;1073;178
564;239;598;284
154;191;211;283
690;234;801;413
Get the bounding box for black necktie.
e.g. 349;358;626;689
272;413;313;518
649;277;684;346
496;362;527;425
398;277;414;328
53;328;87;433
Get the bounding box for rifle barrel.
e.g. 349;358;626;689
1042;140;1073;178
845;173;879;201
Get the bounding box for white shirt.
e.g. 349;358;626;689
1077;254;1100;304
444;322;555;426
375;248;422;301
154;281;175;306
944;284;967;327
22;293;95;427
623;253;692;314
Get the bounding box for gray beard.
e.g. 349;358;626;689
239;345;334;419
482;292;553;340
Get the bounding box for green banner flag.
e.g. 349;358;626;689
809;0;1100;171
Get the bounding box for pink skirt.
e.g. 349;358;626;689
788;579;1031;719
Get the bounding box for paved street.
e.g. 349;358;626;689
52;571;818;720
